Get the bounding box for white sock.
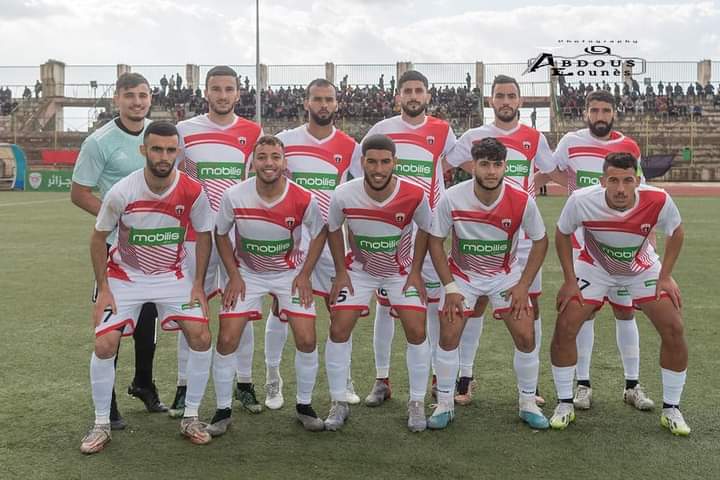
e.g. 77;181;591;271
184;346;212;418
458;315;484;378
534;317;542;354
212;350;236;409
406;339;430;402
552;364;576;400
265;313;288;382
575;319;595;381
90;353;116;425
347;334;354;384
325;338;351;402
295;348;318;405
373;304;395;378
615;318;640;381
235;322;254;383
176;333;189;387
661;368;686;406
435;347;459;406
514;348;540;401
426;305;440;375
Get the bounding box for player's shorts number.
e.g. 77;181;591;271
576;277;591;291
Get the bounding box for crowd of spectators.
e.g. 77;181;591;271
0;81;43;115
557;78;720;120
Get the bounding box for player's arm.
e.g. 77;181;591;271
534;168;567;189
293;198;329;307
507;199;547;318
405;196;432;303
71;183;102;216
214;192;245;311
90;228;115;326
656;197;684;309
428;195;464;322
327;195;353;304
71;137;104;216
555;195;583;312
191;231;212;317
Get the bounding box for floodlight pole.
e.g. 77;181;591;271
255;0;262;125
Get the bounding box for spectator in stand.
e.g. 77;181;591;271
531;107;537;128
466;72;471;91
389;76;395;96
379;73;385;91
176;73;183;91
674;83;683;97
35;80;42;99
23;86;32;100
160;75;168;96
169;74;175;92
244;76;250;91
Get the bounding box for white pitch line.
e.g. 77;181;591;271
0;198;69;208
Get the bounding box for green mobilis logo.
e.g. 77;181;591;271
506;160;530;177
598;243;638;262
576;170;602;188
197;162;245;180
459;239;509;256
292;172;337;190
129;227;185;246
241;238;293;256
355;235;401;253
395;159;433;178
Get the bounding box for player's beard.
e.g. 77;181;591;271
209;101;235;116
475;174;503;191
493;105;517;123
401;101;426;118
364;172;393;192
309;109;334;126
147;159;175;178
588;118;613;138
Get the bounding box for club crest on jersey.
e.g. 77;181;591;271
523;141;531;150
395;213;406;224
285;217;296;228
175;205;185;215
426;136;435;145
334;154;342;164
501;218;512;229
238;136;247;145
641;223;651;234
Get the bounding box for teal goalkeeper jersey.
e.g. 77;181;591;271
72;117;150;199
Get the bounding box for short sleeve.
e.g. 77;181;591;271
553;134;571;172
412;193;432;232
441;126;457;157
430;192;453;238
521;197;546;240
557;194;580;235
95;185;124;232
656;194;682;236
348;143;363;179
214;190;235;235
72;136;105;188
535;133;556;174
302;196;325;237
445;131;472;168
327;191;345;232
190;191;213;232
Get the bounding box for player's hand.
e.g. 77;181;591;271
222;273;246;311
441;293;465;324
556;279;583;313
292;273;314;309
190;282;210;319
507;283;531;321
403;271;427;305
329;270;354;306
656;275;682;310
93;287;117;327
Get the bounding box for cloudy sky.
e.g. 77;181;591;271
3;0;719;65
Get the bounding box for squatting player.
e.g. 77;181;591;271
549;152;689;436
80;121;214;454
324;134;432;432
428;138;549;431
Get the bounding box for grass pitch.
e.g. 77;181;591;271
1;192;718;480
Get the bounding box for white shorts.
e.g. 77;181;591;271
574;259;669;310
96;274;206;338
311;250;335;301
220;269;315;322
573;249;632;310
331;268;426;317
185;240;227;300
441;267;528;320
516;239;542;297
376;257;442;310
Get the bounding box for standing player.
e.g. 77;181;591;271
71;72;165;429
80;122;214;454
428;138;549;430
539;90;654;411
361;70;456;406
174;65;264;417
209;135;328;434
549;152;689;435
262;78;363;410
446;74;555;405
324;134;432;432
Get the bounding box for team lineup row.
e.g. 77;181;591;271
72;68;689;454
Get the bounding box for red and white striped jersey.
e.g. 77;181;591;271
553;128;642;195
277;124;362;221
327;177;432;278
557;184;681;276
177;114;262;212
363;115;455;211
215;177;324;273
96;169;213;281
447;123;555;198
431;179;545;279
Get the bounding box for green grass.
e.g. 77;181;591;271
1;192;718;480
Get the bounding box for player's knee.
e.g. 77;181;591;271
515;331;535;353
661;317;685;344
188;328;212;351
439;330;460;350
329;324;351;343
216;332;237;355
94;338;118;359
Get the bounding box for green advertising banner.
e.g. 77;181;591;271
25;169;73;192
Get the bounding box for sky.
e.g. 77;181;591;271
2;0;719;66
